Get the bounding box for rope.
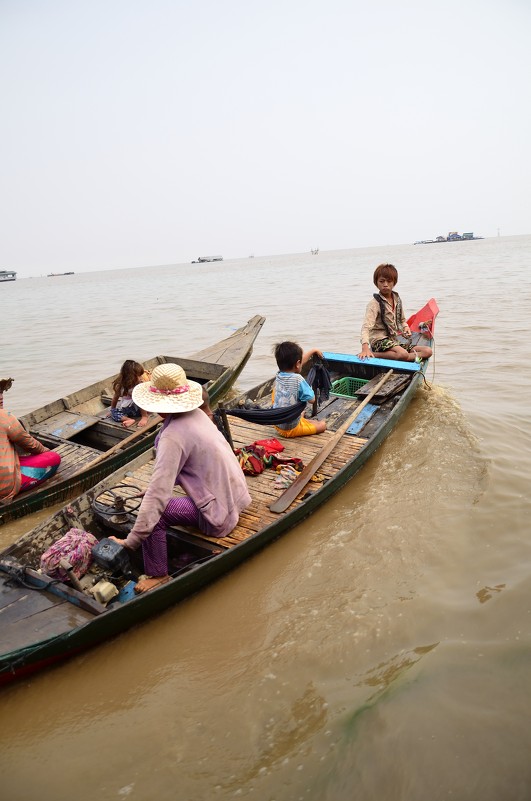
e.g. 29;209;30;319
2;561;62;592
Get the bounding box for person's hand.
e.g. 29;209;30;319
358;345;374;360
302;348;323;365
109;535;131;548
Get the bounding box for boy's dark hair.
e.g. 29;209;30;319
274;341;303;371
373;263;398;287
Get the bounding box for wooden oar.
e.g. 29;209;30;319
73;415;162;475
269;370;393;514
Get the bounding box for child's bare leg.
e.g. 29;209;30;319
313;419;326;433
412;345;433;359
377;346;410;361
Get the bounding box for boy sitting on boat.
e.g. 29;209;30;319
358;263;433;362
272;342;326;438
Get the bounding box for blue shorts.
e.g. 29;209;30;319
110;404;142;422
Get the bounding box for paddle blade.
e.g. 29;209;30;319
407;298;439;336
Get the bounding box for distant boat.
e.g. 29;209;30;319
414;231;483;245
47;272;75;277
192;256;223;263
0;270;16;282
311;247;319;255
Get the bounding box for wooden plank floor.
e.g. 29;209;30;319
104;417;368;550
30;441;102;492
0;583;94;652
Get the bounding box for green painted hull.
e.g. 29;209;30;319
0;345;431;685
0;316;265;526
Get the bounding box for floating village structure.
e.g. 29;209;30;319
414;231;483;245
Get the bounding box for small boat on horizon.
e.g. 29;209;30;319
191;255;223;263
0;270;16;282
47;272;75;276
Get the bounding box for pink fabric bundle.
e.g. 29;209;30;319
40;528;98;581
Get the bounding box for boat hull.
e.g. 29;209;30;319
0;316;265;525
0;340;434;685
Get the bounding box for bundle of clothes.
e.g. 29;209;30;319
234;438;304;481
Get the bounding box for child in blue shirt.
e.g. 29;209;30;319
272;341;326;438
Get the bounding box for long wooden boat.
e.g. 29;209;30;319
0;315;265;526
0;303;437;685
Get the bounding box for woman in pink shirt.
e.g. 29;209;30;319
110;363;251;594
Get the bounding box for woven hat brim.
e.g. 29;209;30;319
132;379;204;414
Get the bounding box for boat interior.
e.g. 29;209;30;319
2;355;427;621
9;357;228;498
21;355;226;452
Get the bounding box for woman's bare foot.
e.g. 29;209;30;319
134;575;170;594
122;417;136;428
137;417;148;428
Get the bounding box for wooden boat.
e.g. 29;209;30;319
0;303;437;685
0;315;265;526
0;269;17;282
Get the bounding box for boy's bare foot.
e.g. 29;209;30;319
134;575;170;594
122;418;136;428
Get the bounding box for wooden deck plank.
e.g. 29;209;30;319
27;442;102;493
0;585;94;652
94;410;368;552
34;410;102;440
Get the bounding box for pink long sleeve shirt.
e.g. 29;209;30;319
125;409;251;548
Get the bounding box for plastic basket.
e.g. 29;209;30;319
330;376;368;398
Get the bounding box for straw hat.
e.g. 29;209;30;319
132;363;204;414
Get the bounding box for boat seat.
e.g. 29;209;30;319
32;411;101;440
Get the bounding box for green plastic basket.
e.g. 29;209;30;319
330;376;368;398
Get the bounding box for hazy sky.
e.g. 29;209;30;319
1;0;529;277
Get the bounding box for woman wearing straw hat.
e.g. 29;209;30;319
110;363;251;594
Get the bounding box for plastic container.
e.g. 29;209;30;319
330;376;368;398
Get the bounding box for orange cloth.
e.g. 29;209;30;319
275;416;318;438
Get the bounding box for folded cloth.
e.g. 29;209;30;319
251;438;284;455
234;447;265;476
235;441;304;476
268;454;304;470
40;528;98;581
273;465;301;488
